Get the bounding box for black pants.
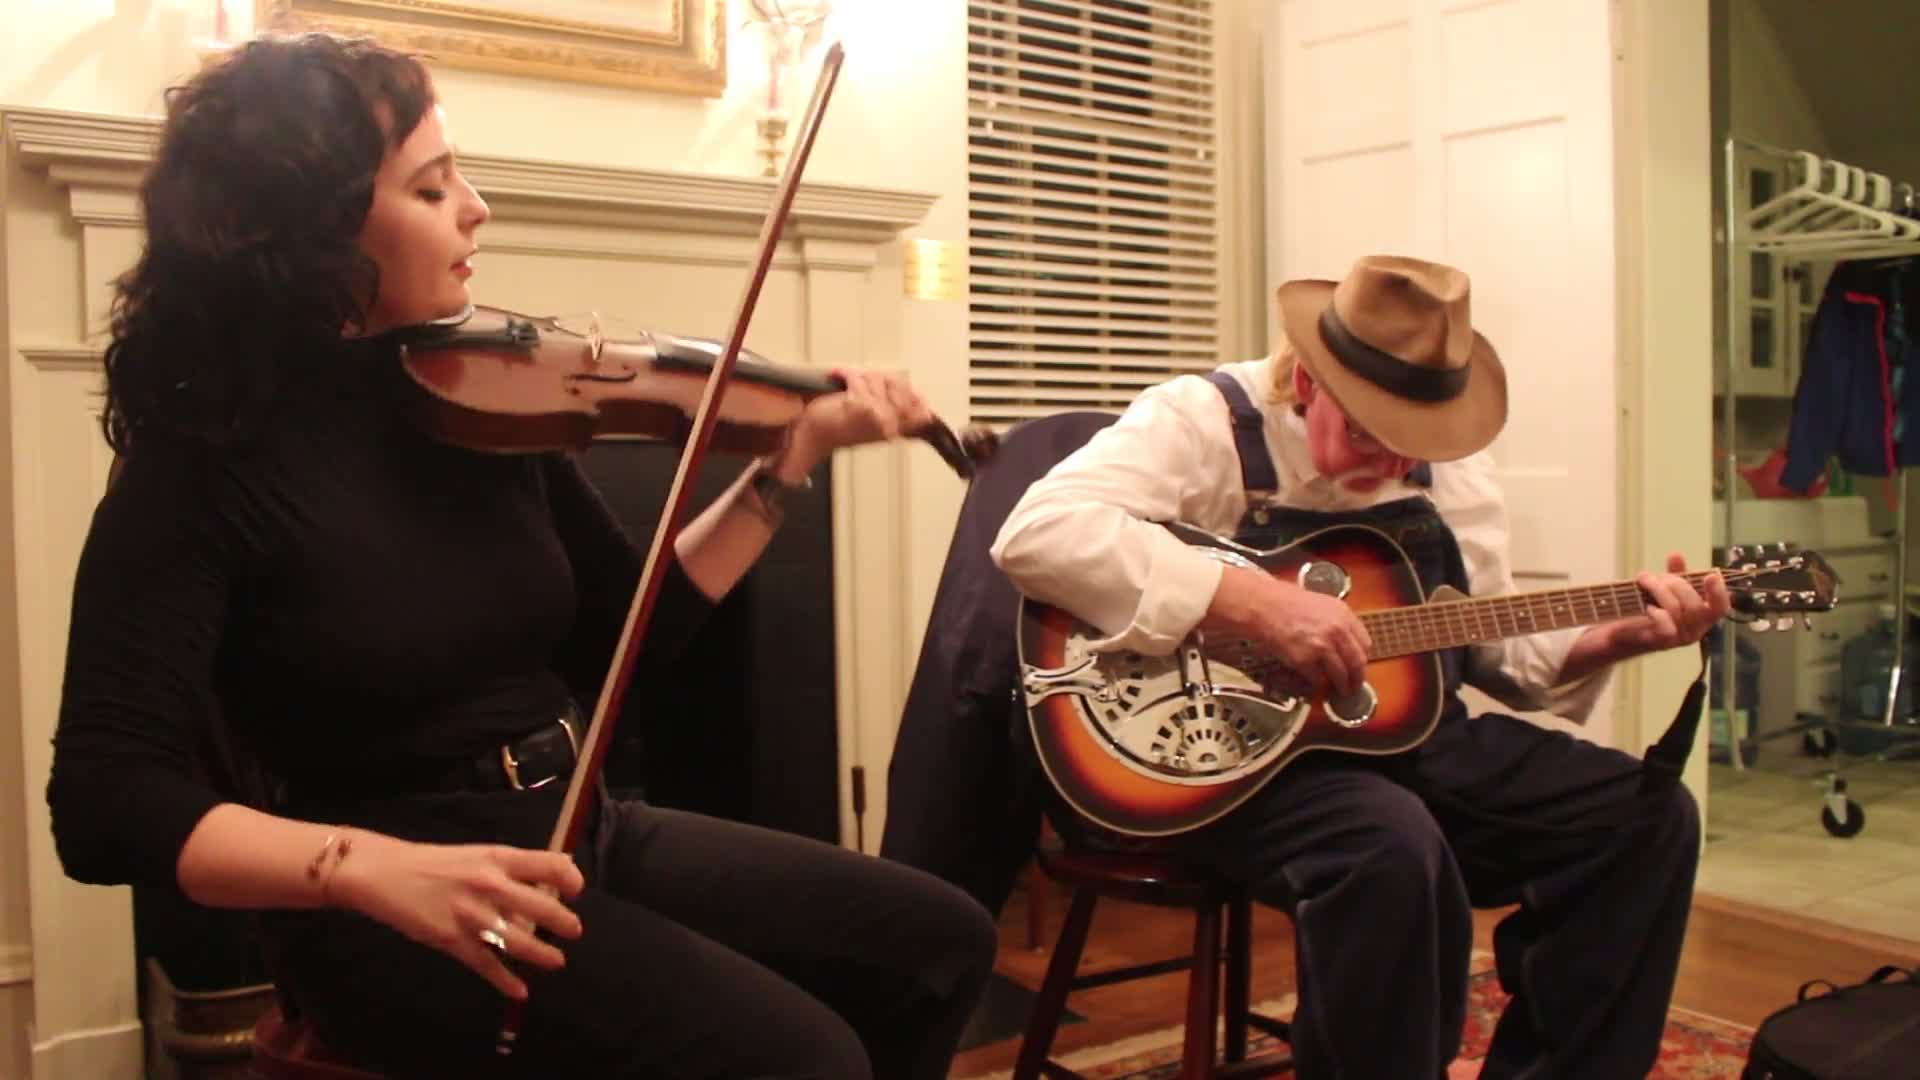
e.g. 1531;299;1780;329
1184;712;1700;1080
267;791;998;1078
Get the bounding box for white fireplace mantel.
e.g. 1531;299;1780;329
2;103;937;1080
6;105;937;240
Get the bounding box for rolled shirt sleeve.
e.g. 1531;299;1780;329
990;376;1248;656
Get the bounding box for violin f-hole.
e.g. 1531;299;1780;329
566;369;640;385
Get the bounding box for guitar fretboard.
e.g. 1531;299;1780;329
1357;571;1720;660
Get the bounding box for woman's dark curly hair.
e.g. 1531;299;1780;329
101;32;434;453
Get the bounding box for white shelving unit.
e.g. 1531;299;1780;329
1719;137;1920;834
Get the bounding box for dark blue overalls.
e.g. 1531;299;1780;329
1180;373;1701;1080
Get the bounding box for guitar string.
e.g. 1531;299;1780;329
1251;575;1765;673
1228;584;1776;677
1199;566;1796;679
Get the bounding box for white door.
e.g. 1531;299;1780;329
1264;0;1622;745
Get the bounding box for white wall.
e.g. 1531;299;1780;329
1;1;960;186
1726;2;1830;156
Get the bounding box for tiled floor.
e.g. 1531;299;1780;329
1701;752;1920;944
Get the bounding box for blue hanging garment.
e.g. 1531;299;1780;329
1780;259;1920;494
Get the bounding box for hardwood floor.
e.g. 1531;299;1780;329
949;881;1920;1077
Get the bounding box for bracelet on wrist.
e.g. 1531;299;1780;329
747;457;812;527
306;828;354;907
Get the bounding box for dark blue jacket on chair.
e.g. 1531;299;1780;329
1782;259;1920;493
879;410;1118;917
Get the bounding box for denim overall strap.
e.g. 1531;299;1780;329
1202;371;1278;499
1233;499;1472;608
1202;368;1433;494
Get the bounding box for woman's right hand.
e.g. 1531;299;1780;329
325;831;586;1000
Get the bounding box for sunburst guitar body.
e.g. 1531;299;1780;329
1016;522;1837;838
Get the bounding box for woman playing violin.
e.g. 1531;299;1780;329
47;31;996;1078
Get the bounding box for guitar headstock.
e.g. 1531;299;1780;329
1720;542;1839;631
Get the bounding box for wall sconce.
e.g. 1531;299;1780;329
903;238;963;301
744;0;834;177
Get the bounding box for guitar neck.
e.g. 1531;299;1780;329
1359;570;1718;660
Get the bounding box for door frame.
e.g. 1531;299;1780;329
1608;0;1715;821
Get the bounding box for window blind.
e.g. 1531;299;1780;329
966;0;1221;425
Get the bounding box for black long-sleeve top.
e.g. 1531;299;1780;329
46;352;712;888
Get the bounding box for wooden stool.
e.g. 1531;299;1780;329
248;1003;386;1080
1013;843;1294;1080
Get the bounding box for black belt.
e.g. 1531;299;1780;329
366;711;583;795
416;714;583;795
276;713;586;805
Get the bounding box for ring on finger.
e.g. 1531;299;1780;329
477;915;509;953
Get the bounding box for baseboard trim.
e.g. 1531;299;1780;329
1693;890;1920;962
33;1019;144;1080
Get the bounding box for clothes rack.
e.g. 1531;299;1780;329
1720;136;1920;833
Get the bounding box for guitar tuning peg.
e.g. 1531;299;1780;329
1752;618;1773;632
1727;545;1746;561
1802;614;1813;631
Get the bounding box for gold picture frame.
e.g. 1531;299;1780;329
258;0;727;96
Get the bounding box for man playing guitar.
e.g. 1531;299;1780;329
991;255;1733;1080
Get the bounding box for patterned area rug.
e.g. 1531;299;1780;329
959;962;1754;1079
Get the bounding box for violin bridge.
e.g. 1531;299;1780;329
587;312;605;363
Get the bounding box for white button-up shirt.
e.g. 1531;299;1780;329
989;357;1609;724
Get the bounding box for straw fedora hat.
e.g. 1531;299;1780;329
1275;255;1507;462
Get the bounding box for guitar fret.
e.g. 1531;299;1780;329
1232;538;1817;696
1359;563;1746;662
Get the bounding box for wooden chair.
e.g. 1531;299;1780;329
248;1000;386;1080
1013;838;1294;1080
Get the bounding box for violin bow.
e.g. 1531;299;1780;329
493;42;847;1058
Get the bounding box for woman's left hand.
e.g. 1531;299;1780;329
779;369;936;473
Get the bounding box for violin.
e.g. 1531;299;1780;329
387;303;999;478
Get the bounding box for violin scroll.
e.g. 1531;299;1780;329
920;420;1000;479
